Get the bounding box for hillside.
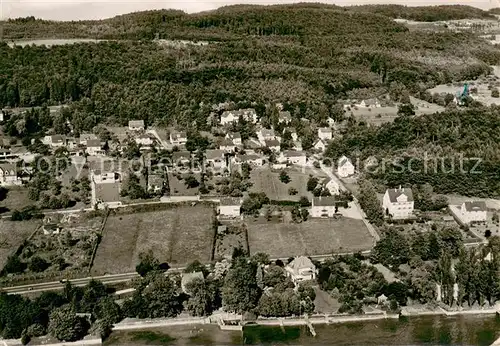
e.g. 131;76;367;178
0;4;498;130
348;5;494;22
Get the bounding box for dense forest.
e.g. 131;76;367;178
348;5;494;22
326;107;500;197
0;5;498;130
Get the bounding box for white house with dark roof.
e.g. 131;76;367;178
313;139;327;153
170;131;187;146
221;108;258;125
311;196;337;218
0;163;21;186
219;138;236;153
285;256;317;284
459;201;487;224
359;98;381;108
218;197;243;218
205;149;226;170
383;186;414;219
128;120;145;131
85;139;104;156
265;139;280;152
42;135;66;148
135;134;154;147
337;155;355;177
232;154;264;167
318;127;332;141
322;177;340;195
225;132;242;146
257;128;277;145
79;133;98;146
278;111;292;124
281;150;307;166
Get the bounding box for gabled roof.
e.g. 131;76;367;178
228;132;241;139
386;187;414;203
265;139;280;147
206;149;224;160
0;163;16;174
313;139;326;147
86;139;101;148
284;150;305;158
338;155;352;167
172;151;191;161
171;131;187;139
80;133;98;141
287;256;315;271
318;127;332;133
220;197;242;206
259;128;275;137
51;135;65;143
463;201;487;212
279;111;292;121
312;196;336;207
220;138;235;147
128;120;144;127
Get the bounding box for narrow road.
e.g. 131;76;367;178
319;162;380;242
2;251;373;295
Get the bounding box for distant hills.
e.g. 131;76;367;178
1;4;496;40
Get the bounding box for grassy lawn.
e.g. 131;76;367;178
0;220;40;270
250;168;318;201
168;173;201;196
247;217;374;258
0;187;33;213
92;205;215;275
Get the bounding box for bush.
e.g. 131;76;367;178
492;88;499;98
29;256;50;273
288;187;298;195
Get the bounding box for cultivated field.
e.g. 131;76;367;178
0;220;39;270
247;217;375;258
92;205;215;275
250;167;322;201
347;106;399;126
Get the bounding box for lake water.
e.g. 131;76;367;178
107;315;500;345
243;315;500;345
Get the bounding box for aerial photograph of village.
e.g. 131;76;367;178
2;0;500;345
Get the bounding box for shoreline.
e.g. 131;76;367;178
111;306;500;332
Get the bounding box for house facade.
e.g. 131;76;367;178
318;127;332;141
0;163;21;186
170;131;187;146
310;196;336;218
313;139;326;152
257;128;277;145
278;111;292;124
85;139;104;156
265;139;280;152
218;197;242;218
221;108;258;125
283;151;307;166
205;150;226;171
383;187;414;219
285;256;317;284
42;135;66;148
128;120;145;131
219;139;236;153
225;132;242;145
460;201;487;224
337;155;355;177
